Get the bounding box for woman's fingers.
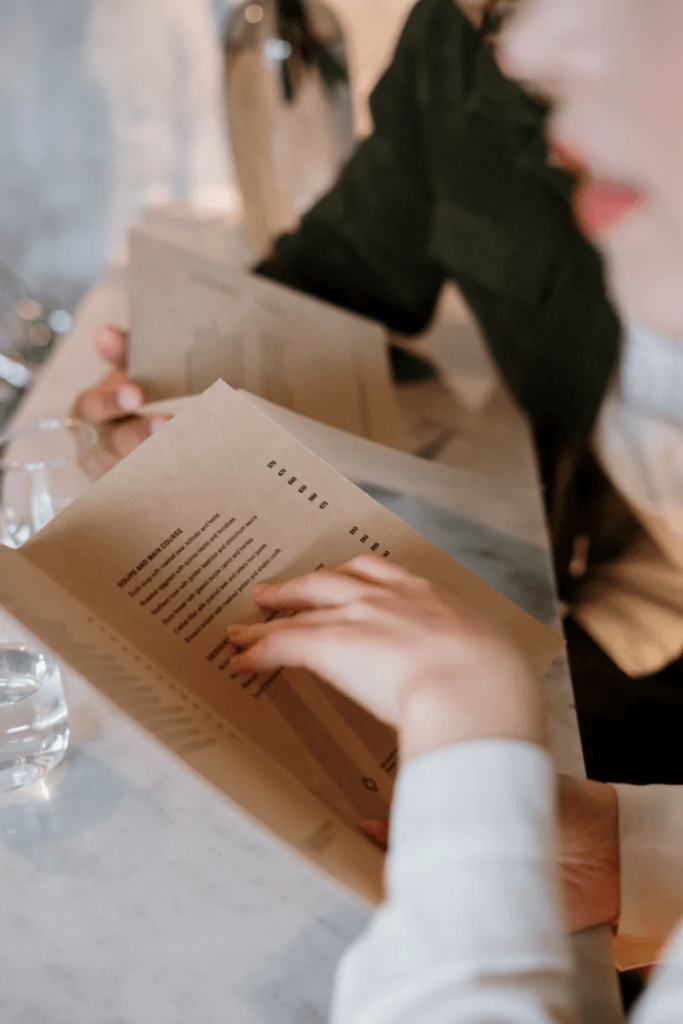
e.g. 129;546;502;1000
251;556;412;611
360;818;389;848
76;414;169;481
73;369;144;425
252;570;371;611
228;621;278;648
335;554;412;586
228;608;338;648
93;324;129;371
101;413;169;458
229;623;334;675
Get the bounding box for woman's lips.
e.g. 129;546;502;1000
550;141;645;236
574;178;645;237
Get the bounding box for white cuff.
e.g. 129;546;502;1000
388;740;558;884
616;783;683;943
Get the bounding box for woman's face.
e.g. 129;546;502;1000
501;0;683;336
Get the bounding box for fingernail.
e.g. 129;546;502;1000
118;386;141;412
148;416;169;434
252;583;270;597
95;324;119;348
102;325;122;344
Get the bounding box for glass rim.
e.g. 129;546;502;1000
0;417;98;472
0;639;56;661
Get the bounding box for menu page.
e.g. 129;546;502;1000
0;547;385;903
0;382;563;900
128;231;404;448
143;390;544;548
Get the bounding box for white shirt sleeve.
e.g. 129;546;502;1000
616;783;683;1022
616;783;683;944
632;924;683;1023
329;740;578;1024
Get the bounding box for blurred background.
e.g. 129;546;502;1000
0;0;414;424
2;1;231;307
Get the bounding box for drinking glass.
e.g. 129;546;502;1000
0;418;96;547
0;418;95;789
0;642;69;790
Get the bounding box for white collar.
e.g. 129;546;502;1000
618;321;683;426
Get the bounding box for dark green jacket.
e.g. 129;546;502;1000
256;0;621;444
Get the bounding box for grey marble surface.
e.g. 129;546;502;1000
0;260;619;1023
1;672;368;1024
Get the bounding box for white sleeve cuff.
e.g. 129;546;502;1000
388;739;558;881
330;741;572;1024
616;783;683;943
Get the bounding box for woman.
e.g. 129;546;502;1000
504;0;683;970
227;0;683;1019
76;0;683;793
77;0;620;484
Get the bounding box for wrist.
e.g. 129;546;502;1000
398;663;546;763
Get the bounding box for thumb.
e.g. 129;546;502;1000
94;324;128;371
360;818;389;848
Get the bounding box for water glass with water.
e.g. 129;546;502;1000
0;642;69;790
0;418;96;789
0;417;96;548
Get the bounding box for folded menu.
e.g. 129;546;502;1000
128;231;404;449
0;382;562;902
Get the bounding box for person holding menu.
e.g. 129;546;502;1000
226;557;588;1022
75;0;619;487
71;0;681;933
223;0;683;1017
75;0;639;782
72;0;683;1003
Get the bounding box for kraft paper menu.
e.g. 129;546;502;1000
128;231;404;449
0;382;563;903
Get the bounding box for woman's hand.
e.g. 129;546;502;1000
72;325;170;478
557;774;620;932
228;555;546;762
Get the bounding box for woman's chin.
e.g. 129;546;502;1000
604;214;683;337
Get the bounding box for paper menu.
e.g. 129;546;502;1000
144;390;543;548
0;382;563;902
0;552;386;903
133;203;256;267
128;231;404;449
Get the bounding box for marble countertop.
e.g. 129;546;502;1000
0;247;621;1023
